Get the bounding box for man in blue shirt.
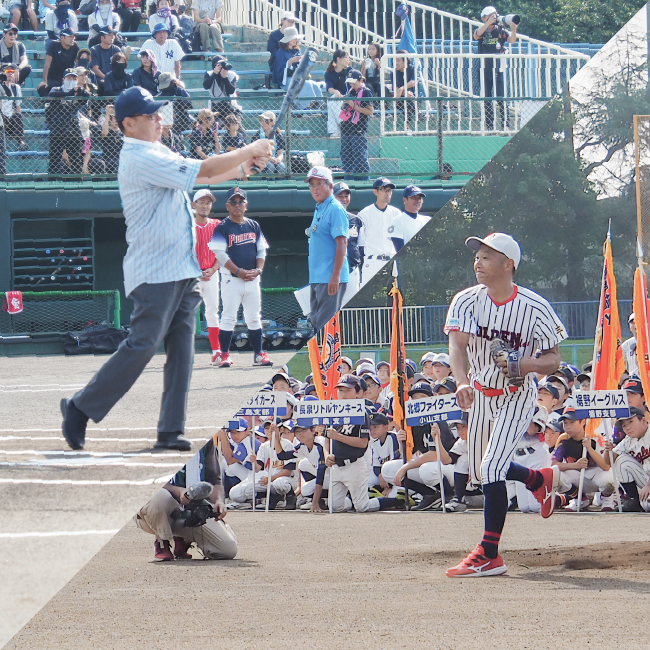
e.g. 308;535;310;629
306;166;349;331
60;87;272;453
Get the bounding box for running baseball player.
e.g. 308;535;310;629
192;188;222;366
357;177;400;287
444;232;568;577
208;187;273;368
59;86;272;452
389;185;431;252
332;181;365;303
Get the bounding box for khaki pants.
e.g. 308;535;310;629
194;22;223;52
134;488;238;560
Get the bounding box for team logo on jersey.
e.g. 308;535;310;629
476;326;525;350
166;50;174;59
228;232;257;246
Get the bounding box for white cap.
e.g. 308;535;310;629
481;5;497;17
532;405;548;430
420;351;436;365
629;313;635;323
193;188;216;203
281;11;297;21
465;233;521;270
433;353;450;367
305;166;333;184
356;361;376;376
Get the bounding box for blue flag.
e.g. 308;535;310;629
397;5;417;53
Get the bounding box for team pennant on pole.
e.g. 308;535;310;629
633;240;650;398
307;313;342;401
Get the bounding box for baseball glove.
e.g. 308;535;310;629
489;338;524;387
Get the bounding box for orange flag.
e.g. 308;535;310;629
307;314;342;401
633;267;650;399
591;236;625;390
389;279;414;460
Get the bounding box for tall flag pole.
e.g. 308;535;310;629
634;238;650;399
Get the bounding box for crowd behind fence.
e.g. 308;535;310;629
0;94;549;181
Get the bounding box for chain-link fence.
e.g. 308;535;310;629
0;289;120;336
0;94;549;181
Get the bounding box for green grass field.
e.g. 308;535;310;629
286;339;595;382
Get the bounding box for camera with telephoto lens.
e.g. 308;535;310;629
220;61;233;71
497;13;521;27
170;481;219;528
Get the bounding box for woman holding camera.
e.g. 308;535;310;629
202;54;241;119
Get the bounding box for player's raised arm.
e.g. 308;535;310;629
196;139;273;185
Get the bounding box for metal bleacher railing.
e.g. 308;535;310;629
0;94;548;180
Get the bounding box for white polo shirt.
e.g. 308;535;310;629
357;202;400;257
118;136;203;296
140;37;185;75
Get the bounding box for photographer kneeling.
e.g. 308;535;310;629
134;438;238;561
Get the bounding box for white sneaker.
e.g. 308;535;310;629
565;497;590;512
599;493;619;512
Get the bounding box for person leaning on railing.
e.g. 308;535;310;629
391;49;416;131
473;5;517;130
0;23;32;86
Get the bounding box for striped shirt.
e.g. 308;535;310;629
444;284;568;390
118;136;203;297
195;218;221;270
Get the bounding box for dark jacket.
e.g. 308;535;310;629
132;66;160;94
46;86;91;136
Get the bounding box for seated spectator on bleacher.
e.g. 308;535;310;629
221;114;245;151
147;0;192;53
202;54;240;118
90;25;122;86
7;0;38;33
38;27;78;97
266;11;296;79
274;28;323;108
1;24;31;86
188;108;221;159
251;110;285;174
340;69;373;182
75;56;98;90
361;42;382;97
47;67;91;175
132;49;160;94
115;0;143;34
44;0;78;50
156;70;192;132
141;23;184;77
88;0;120;46
324;48;351;138
38;0;55;22
93;102;123;172
192;0;224;53
76;47;92;71
390;50;417;129
102;51;132;95
0;63;26;150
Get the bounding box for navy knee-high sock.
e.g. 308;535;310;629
219;330;233;355
481;481;508;559
249;328;263;355
454;472;468;501
506;461;543;491
621;481;639;501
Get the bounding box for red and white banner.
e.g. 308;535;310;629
2;291;23;314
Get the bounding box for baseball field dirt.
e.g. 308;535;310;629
5;510;650;649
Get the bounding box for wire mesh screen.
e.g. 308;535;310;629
634;115;650;263
0;290;119;336
1;95;548;182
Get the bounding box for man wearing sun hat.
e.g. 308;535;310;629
305;165;349;330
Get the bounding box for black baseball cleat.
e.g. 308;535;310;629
284;492;297;510
60;398;88;450
413;491;442;511
154;432;192;452
622;497;643;512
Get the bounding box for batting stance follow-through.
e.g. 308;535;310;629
59;86;273;452
444;233;568;577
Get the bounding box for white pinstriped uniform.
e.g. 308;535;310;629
444;284;568;484
118;137;202;297
621;337;639;377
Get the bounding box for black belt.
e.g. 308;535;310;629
335;457;359;467
515;447;536;456
368;255;390;261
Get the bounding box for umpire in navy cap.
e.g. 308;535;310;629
60;87;273;452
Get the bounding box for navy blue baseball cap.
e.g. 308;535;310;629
373;177;395;189
403;184;426;198
333;182;350;195
345;69;364;83
622;378;644;395
538;381;560;400
3;23;18;33
369;411;391;425
336;373;362;389
98;24;114;35
114;87;169;123
432;376;457;393
409;381;434;397
226;187;247;201
151;22;170;35
60;27;75;37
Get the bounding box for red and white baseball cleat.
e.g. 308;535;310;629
531;466;559;518
154;540;174;561
253;352;273;367
446;545;507;578
210;350;222;366
219;353;233;368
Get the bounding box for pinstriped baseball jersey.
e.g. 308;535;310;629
444;284;568;390
195;218;221;270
